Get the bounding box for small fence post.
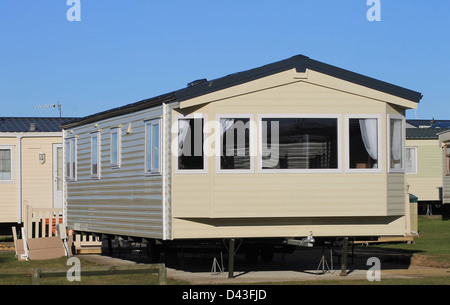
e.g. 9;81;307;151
158;264;167;285
32;269;41;285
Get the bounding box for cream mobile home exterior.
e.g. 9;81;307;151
62;55;422;256
438;130;450;207
0;117;77;224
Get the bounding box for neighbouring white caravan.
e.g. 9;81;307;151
61;55;422;266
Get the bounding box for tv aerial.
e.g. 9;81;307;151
33;102;62;118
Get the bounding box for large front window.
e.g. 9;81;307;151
261;117;339;171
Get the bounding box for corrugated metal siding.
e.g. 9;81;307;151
66;107;165;238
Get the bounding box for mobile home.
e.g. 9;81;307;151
61;55;422;262
0;117;77;224
406;127;450;213
438;130;450;209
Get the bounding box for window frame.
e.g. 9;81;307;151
257;114;342;174
90;131;101;179
345;114;382;173
145;118;162;175
174;114;208;174
0;145;14;183
216;114;255;174
65;137;77;181
405;146;418;175
110;127;121;169
388;115;406;173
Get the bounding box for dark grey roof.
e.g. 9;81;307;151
0;117;79;133
407;119;450;128
406;128;450;139
62;54;423;129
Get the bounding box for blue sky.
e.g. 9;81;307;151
0;0;448;119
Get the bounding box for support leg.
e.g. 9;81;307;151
228;238;235;279
340;237;348;276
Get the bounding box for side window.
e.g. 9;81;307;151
389;116;405;172
145;119;161;174
0;146;14;182
446;146;450;176
348;117;380;170
110;128;121;168
177;118;205;171
65;138;77;180
91;132;101;178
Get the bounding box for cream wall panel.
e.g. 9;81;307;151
405;139;443;201
0;138;18;222
21;137;60;211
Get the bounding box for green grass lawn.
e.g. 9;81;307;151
375;216;450;267
0;216;449;285
0;252;186;285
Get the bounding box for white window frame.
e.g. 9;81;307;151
91;132;101;179
145;118;161;175
0;145;14;184
345;114;382;173
388;115;406;173
257;114;342;174
216;114;255;174
110;127;121;169
174;114;208;174
405;147;418;175
65;137;77;181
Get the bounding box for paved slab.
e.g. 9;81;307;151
76;246;447;284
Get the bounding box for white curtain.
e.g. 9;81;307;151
359;119;378;161
391;119;402;168
178;119;190;156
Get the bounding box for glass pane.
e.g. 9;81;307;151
66;141;71;178
111;132;118;165
178;119;204;170
390;119;403;169
92;135;98;175
262;118;338;169
0;149;11;180
349;119;378;169
57;147;63;190
152;123;160;171
220;118;250;170
71;140;76;178
146;123;152;172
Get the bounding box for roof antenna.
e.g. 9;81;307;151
33;102;62;118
